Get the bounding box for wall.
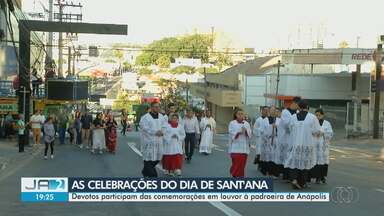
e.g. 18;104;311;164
190;84;241;107
210;102;234;134
274;74;370;100
244;74;370;103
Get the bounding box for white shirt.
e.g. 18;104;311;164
30;114;45;129
228;120;252;154
183;116;200;134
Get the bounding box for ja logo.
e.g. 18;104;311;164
25;179;65;191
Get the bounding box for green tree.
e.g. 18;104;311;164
215;53;233;71
196;67;219;73
170;66;195;74
179;34;211;62
135;34;212;67
113;49;124;60
135;52;152;66
156;55;171;68
123;61;132;71
112;91;140;111
138;67;153;76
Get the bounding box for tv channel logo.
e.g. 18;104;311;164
21;177;68;192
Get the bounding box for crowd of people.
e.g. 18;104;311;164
8;96;333;189
139;98;333;190
12;109;123;159
251;97;334;189
139;102;217;177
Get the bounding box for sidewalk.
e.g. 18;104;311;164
0;139;42;175
332;137;384;159
216;132;384;160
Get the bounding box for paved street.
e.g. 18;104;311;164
0;132;383;216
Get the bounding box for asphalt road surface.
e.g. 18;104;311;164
0;132;383;216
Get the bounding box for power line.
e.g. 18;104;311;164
27;44;377;57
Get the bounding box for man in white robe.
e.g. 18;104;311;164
139;102;166;177
253;106;269;164
199;110;216;154
284;100;321;189
312;108;333;184
279;96;300;180
259;106;279;177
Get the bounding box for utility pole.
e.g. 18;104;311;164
54;0;83;77
72;46;76;75
186;79;189;105
67;46;71;75
373;43;382;139
204;67;207;110
57;0;63;77
275;60;281;106
47;0;53;59
211;26;215;52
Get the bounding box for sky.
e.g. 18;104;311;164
23;0;384;51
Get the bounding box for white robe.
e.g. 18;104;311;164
315;120;333;165
253;116;267;155
284;112;321;170
139;113;166;161
260;117;279;162
92;128;106;150
228;120;252;154
199;117;216;154
274;109;293;165
163;123;186;155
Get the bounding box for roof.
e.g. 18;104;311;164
222;56;279;75
206;56;279;87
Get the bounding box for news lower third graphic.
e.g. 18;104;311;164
21;177;330;202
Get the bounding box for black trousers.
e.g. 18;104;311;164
289;168;310;187
142;160;159;177
185;133;196;160
310;164;328;179
44;141;54;156
18;134;25;152
121;122;127;135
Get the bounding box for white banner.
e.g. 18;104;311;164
68;192;329;202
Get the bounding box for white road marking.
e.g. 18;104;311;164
330;147;349;154
209;201;242;216
127;141;243;216
374;188;384;193
214;148;225;152
127;142;142;156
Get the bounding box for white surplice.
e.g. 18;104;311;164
260;117;279;163
315;120;333;165
163;123;186;155
199;117;216;154
139;113;166;161
284;112;321;170
253;116;267;155
274;109;293;165
228;120;252;154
